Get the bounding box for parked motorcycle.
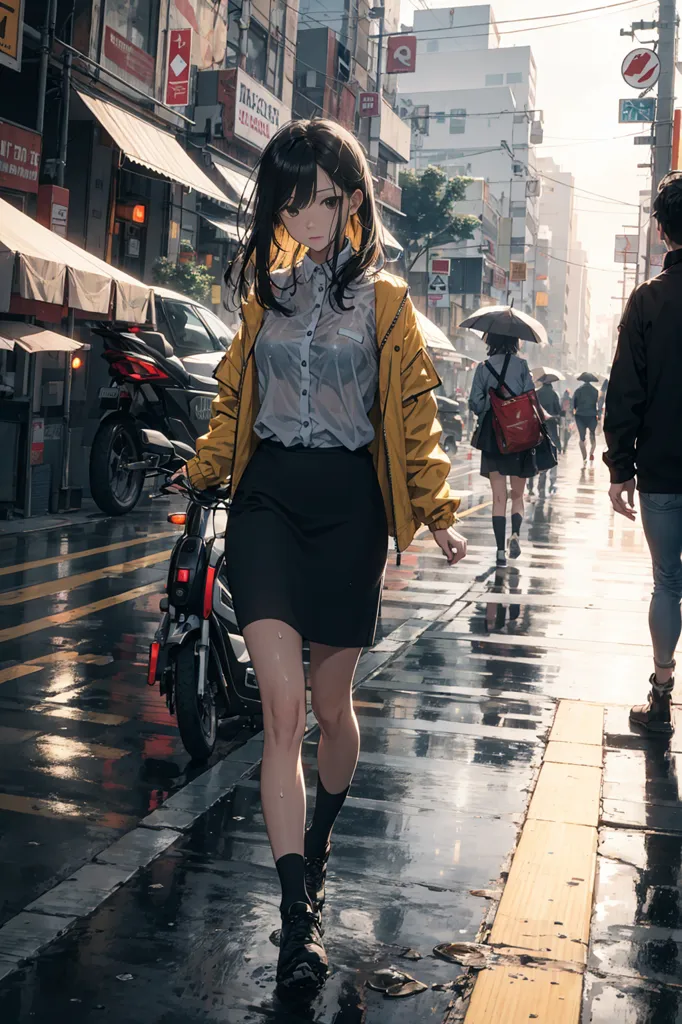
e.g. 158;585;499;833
89;324;220;515
143;429;261;761
436;395;464;454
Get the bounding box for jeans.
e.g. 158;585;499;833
640;492;682;670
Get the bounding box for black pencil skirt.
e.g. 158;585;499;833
225;439;389;648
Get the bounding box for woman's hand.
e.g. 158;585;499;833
432;527;467;565
165;468;189;494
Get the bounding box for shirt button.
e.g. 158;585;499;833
394;345;400;352
301;360;307;367
306;330;312;337
302;389;308;396
303;420;309;427
314;303;320;309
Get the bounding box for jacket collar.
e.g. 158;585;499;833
663;248;682;270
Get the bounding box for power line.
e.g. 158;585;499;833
539;170;640;207
542;251;622;272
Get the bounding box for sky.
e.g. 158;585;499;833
398;0;669;337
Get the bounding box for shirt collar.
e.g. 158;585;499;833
663;247;682;270
302;242;353;283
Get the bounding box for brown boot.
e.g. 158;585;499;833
630;675;674;734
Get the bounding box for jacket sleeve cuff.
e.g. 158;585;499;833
607;464;637;485
185;457;216;490
427;507;460;532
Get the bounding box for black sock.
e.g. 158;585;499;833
305;775;350;860
276;853;309;914
492;515;506;551
511;513;522;536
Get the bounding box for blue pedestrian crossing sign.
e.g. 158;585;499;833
619;98;656;122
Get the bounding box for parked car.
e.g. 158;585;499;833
436;395;464;454
87;290;237;515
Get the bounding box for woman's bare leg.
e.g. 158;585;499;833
242;619;307;863
489;470;508;556
310;643;362;795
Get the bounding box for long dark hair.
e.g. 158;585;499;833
231;119;383;315
486;332;520;356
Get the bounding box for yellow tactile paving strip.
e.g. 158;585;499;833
463;700;604;1024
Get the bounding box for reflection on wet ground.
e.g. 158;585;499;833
0;442;676;1021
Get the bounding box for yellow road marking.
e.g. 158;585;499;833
0;792;135;828
0;582;160;644
0;650;112;687
29;704;128;727
457;500;492;519
527;761;602;829
36;734;129;761
0;549;171;606
0;531;176;578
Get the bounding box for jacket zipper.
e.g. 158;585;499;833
379;288;409;566
229;326;258;494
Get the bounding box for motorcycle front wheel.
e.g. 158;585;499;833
442;433;458;454
174;643;217;761
90;418;145;515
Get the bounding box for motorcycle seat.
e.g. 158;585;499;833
187;373;219;392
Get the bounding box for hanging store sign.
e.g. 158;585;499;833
234;68;290;150
358;92;380;118
0;119;41;193
509;261;527;283
165;29;192;106
103;26;155;88
614;234;638;264
386;35;417;74
621;48;660;89
0;0;24;72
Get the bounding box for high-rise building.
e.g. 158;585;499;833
536;156;575;367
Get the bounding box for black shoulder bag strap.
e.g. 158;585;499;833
484;353;516;397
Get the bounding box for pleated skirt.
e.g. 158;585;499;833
225;439;389;648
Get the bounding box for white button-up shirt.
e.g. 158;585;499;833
253;245;378;449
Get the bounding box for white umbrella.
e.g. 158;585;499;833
459;305;548;346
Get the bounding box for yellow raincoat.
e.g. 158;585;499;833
185;227;459;554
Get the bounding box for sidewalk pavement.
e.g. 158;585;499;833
0;444;677;1023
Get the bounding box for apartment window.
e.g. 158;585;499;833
106;0;159;56
485;73;503;86
434;111;445;124
449;108;466;134
427;40;439;52
246;20;268;84
506;72;523;84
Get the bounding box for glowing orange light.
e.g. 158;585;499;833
71;356;83;369
167;513;186;525
132;204;146;224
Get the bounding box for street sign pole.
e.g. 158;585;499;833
647;0;677;276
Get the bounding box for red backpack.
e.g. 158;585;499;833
486;355;543;454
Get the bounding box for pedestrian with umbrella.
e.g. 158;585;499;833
573;371;600;462
464;305;547;567
532;368;564;496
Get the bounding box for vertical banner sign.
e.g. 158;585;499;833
386;35;417;74
358;92;380;117
0;0;24;72
165;29;192;106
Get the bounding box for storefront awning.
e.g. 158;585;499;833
415;310;456;353
0;322;84;353
0;198;153;322
212;160;255;205
201;214;241;242
78;92;229;205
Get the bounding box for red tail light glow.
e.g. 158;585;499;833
109;355;169;382
203;565;217;619
176;568;190;583
147;642;160;686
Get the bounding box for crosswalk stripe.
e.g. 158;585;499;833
0;531;176;578
0;582;160;644
29;704;128;726
0;549;171;606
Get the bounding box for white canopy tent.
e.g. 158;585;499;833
0;198;154;323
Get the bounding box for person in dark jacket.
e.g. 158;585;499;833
536;379;562;496
573;380;599;462
604;171;682;735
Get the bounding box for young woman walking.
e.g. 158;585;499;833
468;334;535;567
172;119;466;996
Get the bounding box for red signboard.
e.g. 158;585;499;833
0;119;41;194
386;35;417;75
358;92;380;118
165;28;192;106
104;26;155;87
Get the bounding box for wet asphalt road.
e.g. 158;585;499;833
0;434;681;1021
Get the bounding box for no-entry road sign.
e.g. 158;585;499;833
621;48;660;89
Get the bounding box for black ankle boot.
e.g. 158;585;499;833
630;675;674;734
276;902;328;995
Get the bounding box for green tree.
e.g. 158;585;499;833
151;256;215;303
397;167;477;270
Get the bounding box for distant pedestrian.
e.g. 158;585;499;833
536;378;562;496
469;333;536;566
573;376;599;462
604;171;682;735
561;388;572;449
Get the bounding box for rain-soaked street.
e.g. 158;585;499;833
0;440;679;1023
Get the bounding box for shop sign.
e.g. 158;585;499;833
359;92;380;118
234;68;290;151
0;119;41;193
386;35;417;74
0;0;24;71
492;266;507;291
103;26;155;88
30;418;44;466
509;261;527;283
165;29;192;106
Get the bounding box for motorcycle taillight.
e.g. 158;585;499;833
109;355;170;382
